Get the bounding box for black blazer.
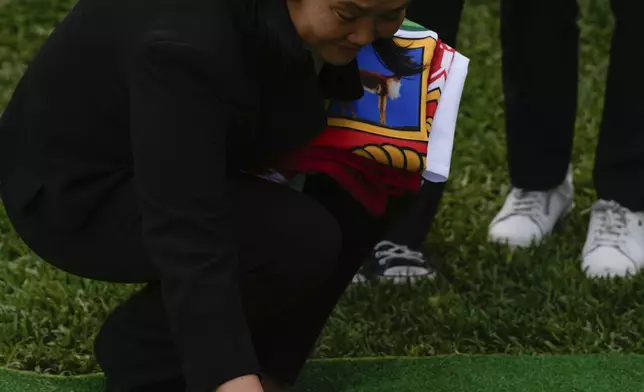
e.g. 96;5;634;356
0;0;363;389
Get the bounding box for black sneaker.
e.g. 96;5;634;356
370;241;435;284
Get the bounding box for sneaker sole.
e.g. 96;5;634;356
375;268;437;285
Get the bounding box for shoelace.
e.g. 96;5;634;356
589;200;629;248
373;241;425;267
510;189;548;218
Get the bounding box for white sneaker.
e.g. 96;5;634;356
488;168;574;247
582;200;644;278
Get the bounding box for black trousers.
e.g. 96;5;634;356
407;0;465;48
501;0;644;211
380;0;466;250
4;174;392;391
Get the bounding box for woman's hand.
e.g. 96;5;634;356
215;375;264;392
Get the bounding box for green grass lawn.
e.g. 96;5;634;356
2;0;644;382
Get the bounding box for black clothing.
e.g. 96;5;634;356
406;0;465;47
0;0;372;390
45;173;384;391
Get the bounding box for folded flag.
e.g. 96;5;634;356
263;19;470;215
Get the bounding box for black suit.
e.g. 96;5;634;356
0;0;384;390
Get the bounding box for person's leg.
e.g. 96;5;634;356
405;0;465;46
582;0;644;278
361;181;444;283
5;174;379;391
592;0;644;211
101;176;367;391
501;0;579;189
385;182;446;247
356;0;465;284
488;0;578;247
250;174;388;386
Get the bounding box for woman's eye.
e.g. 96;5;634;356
336;11;358;23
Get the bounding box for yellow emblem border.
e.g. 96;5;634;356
326;37;437;143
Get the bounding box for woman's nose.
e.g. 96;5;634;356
347;18;377;46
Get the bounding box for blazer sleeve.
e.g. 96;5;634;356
128;39;260;392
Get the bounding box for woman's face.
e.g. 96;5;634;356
287;0;408;65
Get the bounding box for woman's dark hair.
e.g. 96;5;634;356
372;37;426;78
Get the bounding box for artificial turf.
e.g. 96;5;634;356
2;355;644;392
